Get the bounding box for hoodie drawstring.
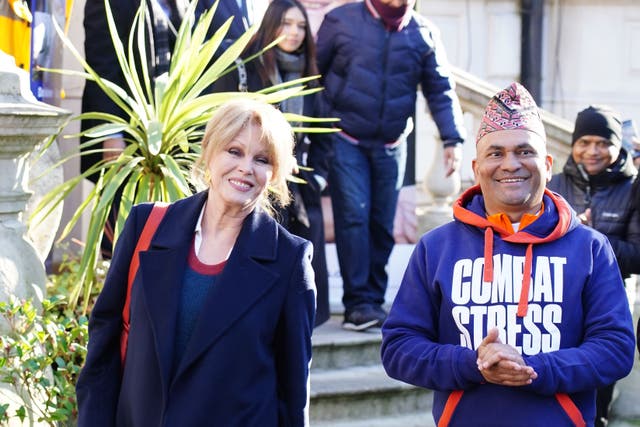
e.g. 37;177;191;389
483;228;494;283
484;228;533;318
517;243;533;317
455;186;574;321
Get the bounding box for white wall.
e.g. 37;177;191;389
415;1;523;186
422;0;640;127
543;0;640;123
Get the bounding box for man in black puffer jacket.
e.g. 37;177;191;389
548;106;640;279
316;0;466;332
548;105;640;427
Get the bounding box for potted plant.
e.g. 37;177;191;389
33;0;334;312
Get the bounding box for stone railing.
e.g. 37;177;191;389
0;51;70;426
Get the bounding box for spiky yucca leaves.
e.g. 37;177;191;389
34;0;335;311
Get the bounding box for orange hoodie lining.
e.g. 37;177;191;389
486;203;543;234
439;391;585;427
453;187;574;318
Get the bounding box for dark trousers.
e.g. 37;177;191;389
329;134;406;311
595;383;615;427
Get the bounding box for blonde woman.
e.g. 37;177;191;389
213;0;331;327
77;99;316;427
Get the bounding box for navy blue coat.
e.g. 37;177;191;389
316;0;466;146
196;0;250;44
76;191;316;426
81;0;189;182
212;59;332;327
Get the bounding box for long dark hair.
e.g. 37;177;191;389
244;0;319;87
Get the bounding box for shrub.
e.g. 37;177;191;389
0;254;100;426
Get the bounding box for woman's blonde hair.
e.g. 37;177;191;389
193;99;295;214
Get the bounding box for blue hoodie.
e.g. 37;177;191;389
381;185;635;427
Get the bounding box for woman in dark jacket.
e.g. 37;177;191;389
213;0;331;326
76;99;315;426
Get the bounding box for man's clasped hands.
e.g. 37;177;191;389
476;328;538;386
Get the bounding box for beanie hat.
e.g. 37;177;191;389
571;105;622;147
476;82;546;144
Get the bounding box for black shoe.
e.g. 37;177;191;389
342;306;379;331
372;305;388;327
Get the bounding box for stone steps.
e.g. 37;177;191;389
310;317;433;425
311;319;383;371
313;413;435;427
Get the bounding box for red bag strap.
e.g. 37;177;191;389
556;393;586;427
120;203;169;365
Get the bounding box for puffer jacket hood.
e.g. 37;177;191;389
452;185;576;317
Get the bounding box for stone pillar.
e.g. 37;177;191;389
0;53;70;426
0;53;69;312
418;143;461;232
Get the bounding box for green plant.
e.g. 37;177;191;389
47;246;108;312
0;296;88;426
33;0;335;312
0;250;102;426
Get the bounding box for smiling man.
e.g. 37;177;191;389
381;83;635;427
547;105;640;427
548;105;640;279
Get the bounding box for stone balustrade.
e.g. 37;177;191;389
0;52;70;427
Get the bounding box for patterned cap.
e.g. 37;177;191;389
476;82;546;144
